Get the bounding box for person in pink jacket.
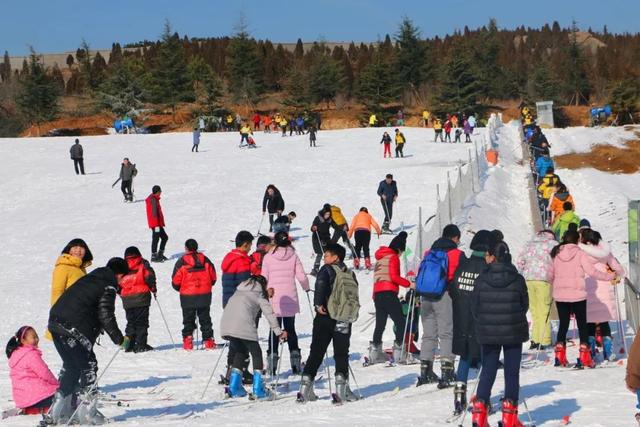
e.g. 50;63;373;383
550;224;617;369
579;228;625;362
6;326;58;415
261;231;311;375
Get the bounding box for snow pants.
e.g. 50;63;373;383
419;293;454;363
556;299;588;345
302;314;351;379
477;343;522;404
125;306;150;350
151;227;168;255
527;280;552;346
121;179;133;200
229;337;263;371
52;332;98;397
372;291;405;345
434;130;444;142
181;305;213;340
383;143;391;158
395;144;404;158
354;230;371;258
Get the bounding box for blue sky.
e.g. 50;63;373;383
1;0;638;55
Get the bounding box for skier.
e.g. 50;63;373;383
273;211;297;235
463;119;472;142
310;205;335;276
252;113;261;131
551;225;617;368
368;231;415;364
327;203;356;258
220;275;287;399
417;224;464;388
69;138;85;175
548;183;575;224
120;246;156;353
262;232;310;375
192;128;200;152
516;230;558;350
368;113;378;127
298;243;360;403
47;258;130;425
347;207;381;270
579;228;625;362
250;235;273;276
394;128;406;158
6;326;58;415
468;114;476;133
433;118;444;142
115;157;137;202
296;116;305;134
537;167;560;215
240;123;252;146
280;117;288;136
172;238;217;350
422;109;430;127
454;128;462;143
145;185;168;263
443;118;452;142
377;174;398;233
380;131;392;158
308;124;317;147
552;202;581;241
470;240;529;427
262;184;285;232
535;153;554;179
262;115;272;133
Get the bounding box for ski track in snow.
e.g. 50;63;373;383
0;125;637;425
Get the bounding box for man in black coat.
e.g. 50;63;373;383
69;138;85;175
377;174;398;232
310;205;335;275
262;185;285;232
48;258;130;425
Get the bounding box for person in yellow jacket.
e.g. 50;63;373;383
369;114;378;127
325;203;357;258
348;207;381;270
280;117;288;137
46;238;93;340
394;129;406;158
433;118;444;142
240;123;253;146
226;114;234;131
537;168;560;216
422;110;430;127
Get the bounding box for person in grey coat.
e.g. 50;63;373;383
220;275;287;398
119;158;137;202
69;138;85;175
192;128;200;152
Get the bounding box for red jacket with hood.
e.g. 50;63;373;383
145;193;165;228
120;255;156;309
172;251;217;308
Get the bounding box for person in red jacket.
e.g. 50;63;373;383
145;185;168;263
171;239;217;350
250;235;273;276
444;118;453;143
120;246;156;353
369;231;416;364
252;113;261;131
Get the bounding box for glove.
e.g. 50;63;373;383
120;336;131;351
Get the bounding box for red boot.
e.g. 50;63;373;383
579;343;596;368
554;343;568;367
499;399;524;427
365;257;372;270
471;399;490;427
353;258;360;270
183;335;194;351
204;338;216;350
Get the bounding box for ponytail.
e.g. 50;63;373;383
5;326;32;359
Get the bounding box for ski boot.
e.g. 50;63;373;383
157;250;168;262
416;360;439;386
73;390;107;425
266;352;279;376
182;335;194;351
579;343;596;368
297;375;318;403
134;342;154;353
218;366;231;385
392;341;404;363
453;382;467;416
151;253;161;263
203;338;216;350
588;336;597;359
47;391;74;425
353;257;360;270
335;373;360;402
603;336;614;361
365;257;372;270
471;399;490;427
498;398;524;427
438;359;456;389
368;341;388;364
554;343;568;367
529;341;539;350
226;368;247;398
290;349;302;375
251;370;269;399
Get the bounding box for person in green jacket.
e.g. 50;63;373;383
552;202;580;241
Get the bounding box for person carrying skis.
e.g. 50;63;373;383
377;174;398;233
470;240;529;427
394;128;406;158
552;202;580;241
310;205;335;276
116;157;137;202
192;127;200;152
448;230;494;417
308;124;317;147
417;224;464;388
380;131;392;158
433;118;444;142
348;207;381;270
250;235;273;276
262;232;310;375
220;275;287;399
69;138;85;175
262;184;285;232
146;185;168;263
368;232;415;364
120;246;156;353
298;243;360;404
47;258;130;425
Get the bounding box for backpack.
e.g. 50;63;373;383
327;265;360;323
132;164;138;177
415;250;449;301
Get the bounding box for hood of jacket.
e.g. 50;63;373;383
236;278;265;295
555;191;570;202
221;249;249;271
375;246;396;260
558;211;579;224
482;262;520;289
430;237;458;252
579;241;612;261
556;243;580;262
8;345;40;369
55;253;84;269
269;246;297;262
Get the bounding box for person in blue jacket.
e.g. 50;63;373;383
535;154;554;179
377;174;398;233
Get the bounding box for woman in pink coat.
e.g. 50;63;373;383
551;225;617;368
580;228;625;361
7;326;58;415
261;231;310;375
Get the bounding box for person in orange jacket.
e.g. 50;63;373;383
348;207;382;270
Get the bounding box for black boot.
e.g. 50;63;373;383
416;360;439;386
453;382;467;415
438;360;456;389
218;366;231;385
157;250;168;262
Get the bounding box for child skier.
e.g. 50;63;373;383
347;207;381;270
552;202;581;241
7;326;58;415
369;231;415;364
171;239;217;350
250;235;273;276
444;118;452;142
121;246;157;353
454;128;462;143
220;275;287;399
394;128;406;158
381;131;392;158
298;243;360;403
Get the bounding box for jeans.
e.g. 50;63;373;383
181;305;213;339
302;314;351;379
373;291;405;344
151;227;168;254
192;143;199;152
556;300;588;345
477;344;522;403
381;198;393;225
269;316;299;354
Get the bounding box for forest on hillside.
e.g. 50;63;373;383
0;18;639;136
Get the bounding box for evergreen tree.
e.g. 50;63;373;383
394;18;427;98
437;41;481;114
307;51;344;108
294;38;304;61
476;18;506;100
51;64;65;93
187;55;223;115
282;66;310;109
528;59;560;102
92;51;107;88
609;78;640;123
564;21;590;104
16;49;60;134
226;20;263;106
355;50;400;108
108;43;123;65
1;51;11;82
99;56;148;117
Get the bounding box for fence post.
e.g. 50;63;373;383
436;184;442;233
458;162;463;209
418;207;423;257
447;171;452;223
475;140;481;183
469;149;475;193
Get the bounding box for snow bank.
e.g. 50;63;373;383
545;126;639;156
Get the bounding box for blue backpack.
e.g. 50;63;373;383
415;250;449;301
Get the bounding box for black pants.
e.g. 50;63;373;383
125;306;150;349
181;305;213;339
73;159;85;175
229;337;263;371
477;343;522;403
192;143;199;152
465;134;472;142
151;227;168;254
331;227;356;256
395;144;404;157
373;291;405;344
121;180;132;199
269;316;299;354
310;137;316;147
302;314;351;379
354;230;371;258
556;300;588;345
381;198;393;225
52;333;97;396
588;322;612;337
434;130;444;142
445;132;451;142
240;133;249;144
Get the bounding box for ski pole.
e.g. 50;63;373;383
347;363;363;400
458;363;483;427
406;290;418;359
257;214;265;237
533;300;554;366
66;347;122;426
200;342;229;399
153;295;176;348
382;198;392;230
400;291;415;364
521;396;535;427
613;281;628;354
271;340;285;401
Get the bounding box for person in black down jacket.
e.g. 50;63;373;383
448;230;495;416
310;205;335;276
262;184;285;232
471;240;529;427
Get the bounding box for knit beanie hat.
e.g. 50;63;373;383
579;219;591;231
469;230;496;253
389;231;408;253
